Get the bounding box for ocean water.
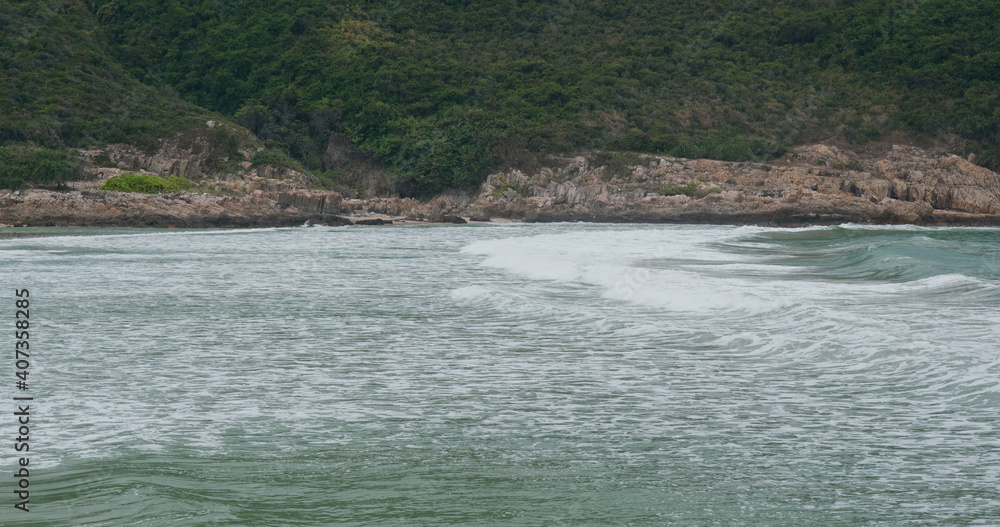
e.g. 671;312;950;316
1;223;999;525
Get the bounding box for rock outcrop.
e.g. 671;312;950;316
0;186;348;228
2;143;999;227
463;144;1000;226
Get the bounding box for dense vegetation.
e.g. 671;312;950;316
4;1;999;194
99;173;192;193
0;1;225;146
0;0;222;188
0;144;84;190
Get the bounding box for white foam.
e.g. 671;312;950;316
604;275;785;313
462;228;790;313
450;285;493;300
473;245;582;281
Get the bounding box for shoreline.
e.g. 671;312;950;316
3;143;999;229
2;195;998;229
3;210;999;236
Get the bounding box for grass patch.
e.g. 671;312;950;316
659;182;722;198
100;173;192;193
831;159;864;171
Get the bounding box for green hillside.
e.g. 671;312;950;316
5;0;1000;194
0;0;222;188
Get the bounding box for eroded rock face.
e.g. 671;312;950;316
0;188;351;228
0;160;433;227
0;129;367;227
2;143;999;227
463;144;1000;225
91;142;318;187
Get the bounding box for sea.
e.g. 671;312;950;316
1;222;998;525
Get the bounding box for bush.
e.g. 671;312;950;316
659;182;722;198
381;109;506;195
673;129;788;163
0;144;84;190
591;151;647;179
100;173;192;193
251;149;303;170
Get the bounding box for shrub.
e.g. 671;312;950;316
100;173;192;193
0;144;84;190
673;130;788;163
591;151;647;179
251;149;302;170
659;182;722;198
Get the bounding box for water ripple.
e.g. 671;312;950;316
2;223;998;525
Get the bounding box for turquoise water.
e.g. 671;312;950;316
1;223;999;525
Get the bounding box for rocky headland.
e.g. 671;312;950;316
2;140;999;228
458;144;1000;226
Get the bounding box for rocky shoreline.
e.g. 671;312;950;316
2;143;1000;228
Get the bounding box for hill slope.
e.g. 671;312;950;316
90;0;1000;194
5;0;1000;196
0;1;224;146
0;0;233;188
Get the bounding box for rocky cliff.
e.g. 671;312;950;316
457;144;1000;226
2;143;999;227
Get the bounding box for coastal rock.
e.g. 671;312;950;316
463;144;1000;225
82;129;319;187
0;187;352;228
6;143;999;227
424;214;468;224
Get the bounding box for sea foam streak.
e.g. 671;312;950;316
463;227;792;313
